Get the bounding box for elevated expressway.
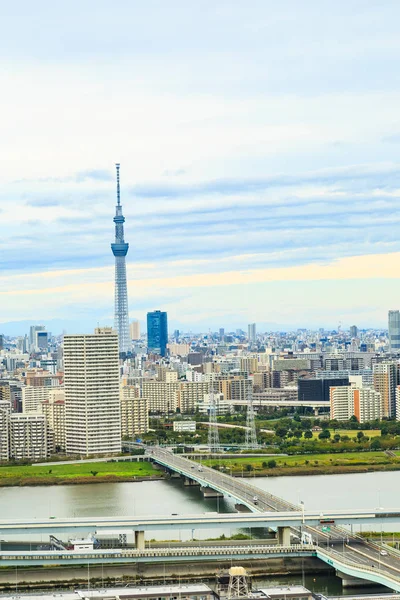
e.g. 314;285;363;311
2;448;400;590
150;448;400;590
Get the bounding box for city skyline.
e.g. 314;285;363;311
2;3;400;331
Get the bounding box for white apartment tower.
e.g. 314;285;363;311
64;328;121;456
0;401;11;461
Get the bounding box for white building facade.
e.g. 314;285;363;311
64;328;121;456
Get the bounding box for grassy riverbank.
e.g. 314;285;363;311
1;448;400;487
0;460;161;486
203;450;400;477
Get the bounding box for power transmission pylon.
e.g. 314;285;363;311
245;392;258;449
208;379;220;453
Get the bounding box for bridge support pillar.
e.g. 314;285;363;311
336;570;374;588
200;486;224;498
314;407;319;416
135;530;145;551
184;477;200;486
277;526;291;546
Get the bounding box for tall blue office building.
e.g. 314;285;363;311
111;164;131;355
147;310;168;357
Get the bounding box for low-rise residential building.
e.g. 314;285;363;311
22;386;51;413
9;413;48;461
120;386;149;438
40;389;66;451
142;381;180;413
330;385;383;422
173;420;196;432
199;393;232;415
177;381;210;413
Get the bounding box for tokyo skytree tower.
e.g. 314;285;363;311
111;163;131;354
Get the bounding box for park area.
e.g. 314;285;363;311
0;460;160;486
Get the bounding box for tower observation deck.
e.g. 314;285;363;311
111;163;130;354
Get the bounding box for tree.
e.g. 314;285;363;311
304;430;313;439
319;429;331;440
275;427;288;439
371;438;382;450
267;459;277;468
90;471;98;477
356;431;364;441
245;464;253;472
333;434;341;443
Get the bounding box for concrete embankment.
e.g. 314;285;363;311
0;557;332;591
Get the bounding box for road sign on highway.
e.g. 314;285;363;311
322;526;331;532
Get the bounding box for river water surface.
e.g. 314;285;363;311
0;471;399;595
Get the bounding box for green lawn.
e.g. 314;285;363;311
0;460;159;485
312;429;381;439
203;450;397;473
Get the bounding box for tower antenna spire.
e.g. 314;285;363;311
116;163;121;206
111;163;130;355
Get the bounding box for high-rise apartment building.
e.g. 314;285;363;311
373;361;397;418
130;321;140;340
64;328;121;456
0;401;11;461
147;310;168;357
111;164;131;355
248;323;256;343
388;310;400;352
330;386;382;423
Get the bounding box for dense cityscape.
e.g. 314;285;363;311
3;2;400;600
1;166;400;463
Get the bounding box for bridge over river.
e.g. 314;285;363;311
149;447;400;591
1;448;400;591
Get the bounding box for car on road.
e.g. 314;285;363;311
380;550;388;556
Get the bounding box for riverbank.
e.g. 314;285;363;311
0;460;162;487
203;450;400;478
0;557;331;592
1;450;400;486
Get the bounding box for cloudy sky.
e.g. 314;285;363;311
1;1;400;334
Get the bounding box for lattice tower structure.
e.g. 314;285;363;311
245;391;258;449
208;377;220;453
111;163;131;354
227;567;250;599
